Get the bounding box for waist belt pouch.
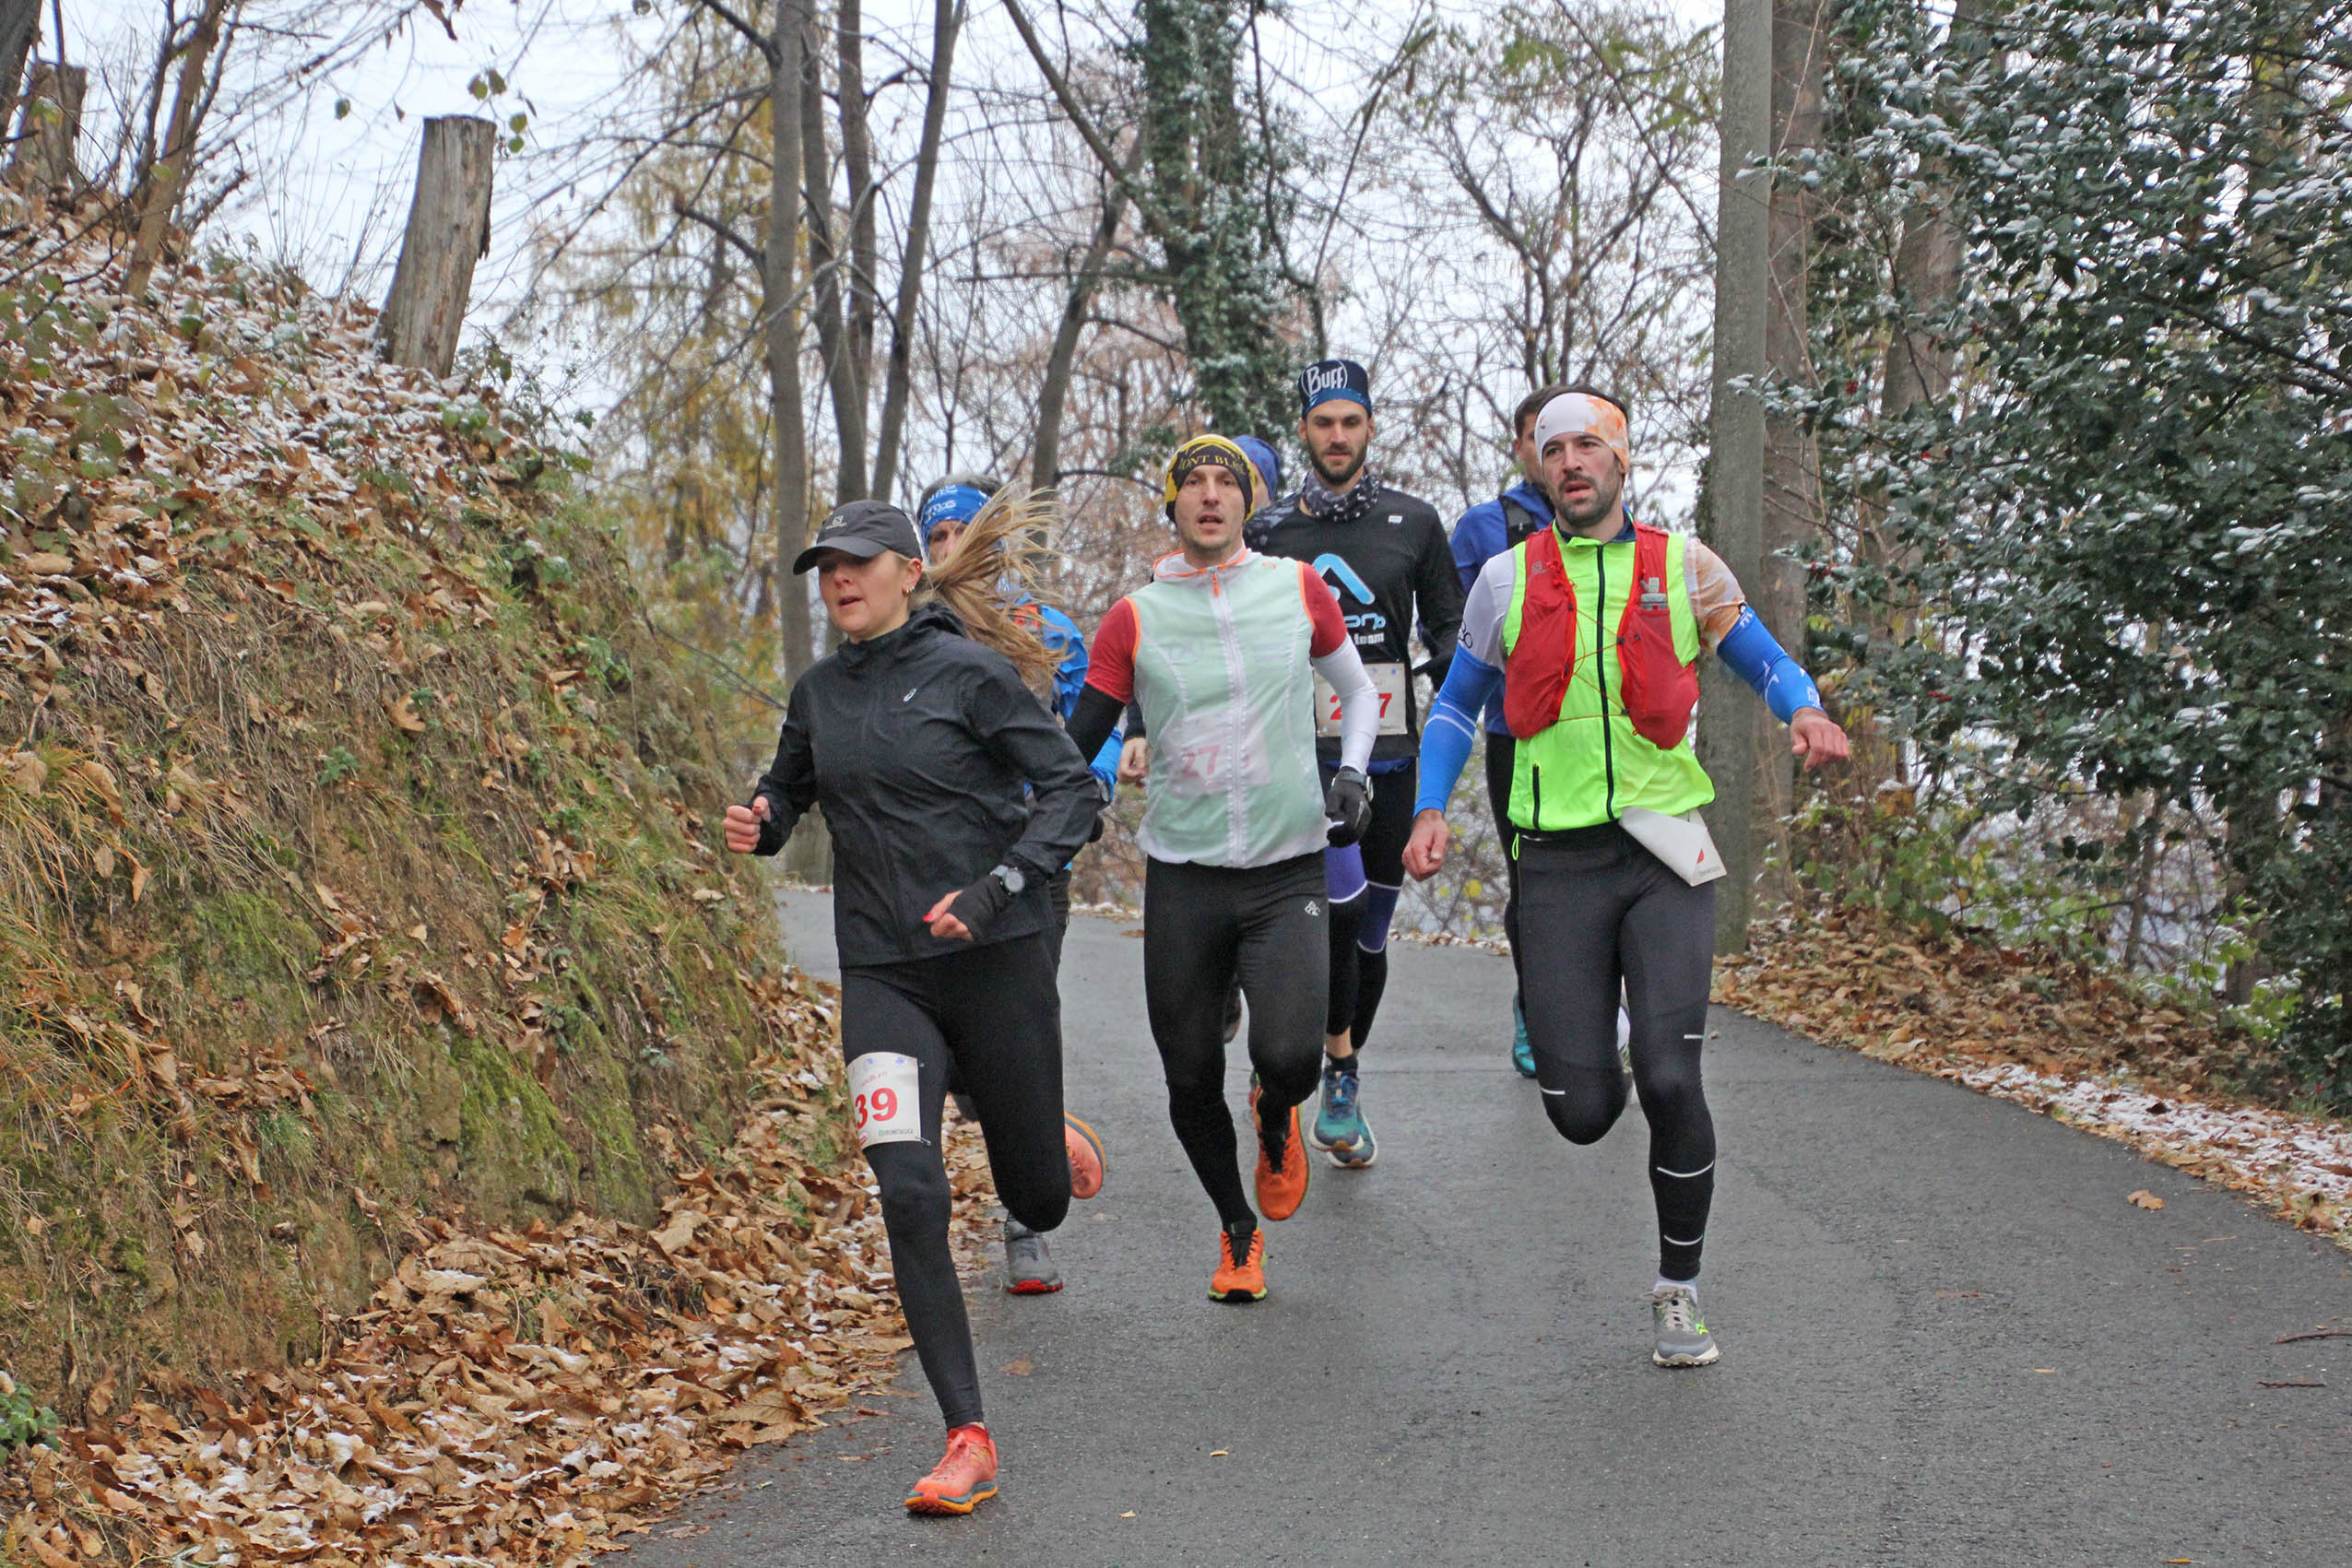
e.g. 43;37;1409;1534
1617;807;1728;887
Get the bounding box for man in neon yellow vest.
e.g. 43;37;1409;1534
1404;388;1849;1367
1065;435;1380;1303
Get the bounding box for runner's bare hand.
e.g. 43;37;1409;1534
1117;737;1151;786
1790;709;1850;772
1403;808;1450;879
724;796;771;854
923;890;974;941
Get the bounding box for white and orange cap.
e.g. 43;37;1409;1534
1532;392;1630;475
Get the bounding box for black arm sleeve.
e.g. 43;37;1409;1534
1067;685;1127;768
1415;513;1467;662
1125;701;1147;741
968;666;1101;880
748;682;819;855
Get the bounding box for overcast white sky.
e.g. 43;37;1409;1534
53;0;1722;431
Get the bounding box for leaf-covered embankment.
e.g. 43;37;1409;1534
0;204;819;1413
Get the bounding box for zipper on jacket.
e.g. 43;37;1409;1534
1211;560;1248;863
1531;763;1542;832
1596;542;1616;819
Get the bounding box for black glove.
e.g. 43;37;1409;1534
751;794;788;855
943;866;1018;940
1324;766;1373;847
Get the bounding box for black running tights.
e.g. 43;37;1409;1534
1142;854;1328;1230
1483;733;1523;992
840;933;1070;1429
1517;827;1717;1281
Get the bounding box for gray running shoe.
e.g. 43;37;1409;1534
1650;1284;1719;1366
1002;1217;1063;1295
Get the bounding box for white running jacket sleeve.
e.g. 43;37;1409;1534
1310;638;1378;776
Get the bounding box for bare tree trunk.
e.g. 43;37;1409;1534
798;11;865;503
1034;149;1139;492
838;0;878;439
1753;0;1830;903
6;60;78;189
770;0;816;683
377;117;496;376
1700;0;1772;953
1881;0;1977;420
125;0;231;296
0;0;39;152
868;0;960;502
1850;0;1978;802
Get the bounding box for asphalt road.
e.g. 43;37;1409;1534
622;889;2351;1567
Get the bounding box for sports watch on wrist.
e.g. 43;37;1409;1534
988;863;1026;898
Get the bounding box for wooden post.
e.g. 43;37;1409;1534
379;116;497;377
1701;0;1772;954
6;62;84;189
0;0;41;155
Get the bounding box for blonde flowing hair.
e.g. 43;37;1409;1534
914;482;1062;689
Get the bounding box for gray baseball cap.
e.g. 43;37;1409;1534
793;500;924;574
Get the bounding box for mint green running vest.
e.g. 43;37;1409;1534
1128;550;1327;867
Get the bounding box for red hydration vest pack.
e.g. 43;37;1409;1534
1502;522;1699;751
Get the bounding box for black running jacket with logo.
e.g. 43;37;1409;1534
1249;486;1465;767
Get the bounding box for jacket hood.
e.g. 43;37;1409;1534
904;600;968;638
1503;478;1554;516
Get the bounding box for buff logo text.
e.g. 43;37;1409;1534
1303;364;1352;399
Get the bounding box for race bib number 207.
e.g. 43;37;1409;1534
848;1052;923;1149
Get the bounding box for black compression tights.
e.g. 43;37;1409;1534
1142;855;1328;1232
1483;735;1523;994
1518;828;1718;1281
842;934;1070;1429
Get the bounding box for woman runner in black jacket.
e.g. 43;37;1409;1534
724;499;1104;1516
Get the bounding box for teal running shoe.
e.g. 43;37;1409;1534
1310;1059;1377;1168
1511;995;1536;1078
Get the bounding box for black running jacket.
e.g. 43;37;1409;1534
749;603;1100;967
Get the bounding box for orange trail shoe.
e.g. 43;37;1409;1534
1254;1098;1311;1220
1063;1112;1105;1200
904;1422;999;1515
1209;1225;1267;1302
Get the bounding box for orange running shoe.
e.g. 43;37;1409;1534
1063;1112;1105;1200
904;1422;999;1515
1209;1226;1267;1302
1254;1097;1310;1220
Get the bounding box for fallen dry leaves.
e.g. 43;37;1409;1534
1;201;544;691
1717;904;2352;1246
0;971;1004;1565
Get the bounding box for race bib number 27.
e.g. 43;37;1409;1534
847;1052;923;1149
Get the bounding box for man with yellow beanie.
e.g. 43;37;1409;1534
1064;435;1379;1303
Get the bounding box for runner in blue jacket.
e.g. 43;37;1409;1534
921;476;1123;795
1448;385;1565;1077
917;475;1119;1296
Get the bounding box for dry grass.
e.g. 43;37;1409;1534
1;203;799;1418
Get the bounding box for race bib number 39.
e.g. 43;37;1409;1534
848;1052;923;1149
1316;662;1410;737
